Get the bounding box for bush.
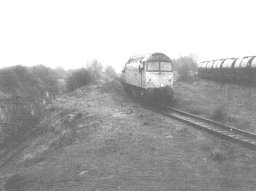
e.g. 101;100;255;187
210;106;227;122
210;149;226;162
0;65;59;97
66;68;93;91
173;56;198;81
30;65;59;95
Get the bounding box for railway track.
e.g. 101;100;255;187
152;105;256;149
0;128;37;169
0;96;51;170
0;140;29;169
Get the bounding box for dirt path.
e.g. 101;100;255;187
1;80;256;191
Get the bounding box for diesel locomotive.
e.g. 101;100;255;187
121;52;173;104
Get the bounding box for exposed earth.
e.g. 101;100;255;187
1;79;256;191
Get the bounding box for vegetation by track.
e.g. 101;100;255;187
174;79;256;134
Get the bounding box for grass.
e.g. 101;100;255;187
174;79;256;133
210;149;226;162
4;174;29;191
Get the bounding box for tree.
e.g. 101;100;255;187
105;65;117;78
86;59;103;81
54;66;67;79
66;68;93;91
173;56;198;81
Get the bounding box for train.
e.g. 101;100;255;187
198;56;256;84
121;52;174;104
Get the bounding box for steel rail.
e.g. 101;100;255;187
0;128;37;169
151;105;256;149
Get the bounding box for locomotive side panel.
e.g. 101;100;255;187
123;61;146;88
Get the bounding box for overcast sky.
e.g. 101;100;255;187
0;0;255;71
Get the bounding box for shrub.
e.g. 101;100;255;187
173;56;198;82
66;68;93;91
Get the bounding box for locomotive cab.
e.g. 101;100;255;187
145;61;173;88
142;56;173;103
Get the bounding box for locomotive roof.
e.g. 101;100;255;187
142;53;172;62
127;53;172;64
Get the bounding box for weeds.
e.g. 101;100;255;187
1;101;42;147
100;80;122;93
170;97;180;107
210;106;228;122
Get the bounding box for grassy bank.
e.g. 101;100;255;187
174;79;256;133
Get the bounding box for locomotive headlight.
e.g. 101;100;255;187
160;83;164;87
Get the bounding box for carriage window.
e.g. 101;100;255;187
160;62;172;71
147;62;159;71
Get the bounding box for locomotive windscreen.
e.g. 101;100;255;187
147;62;172;71
147;62;159;71
160;62;172;71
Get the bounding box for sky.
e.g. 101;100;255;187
0;0;255;72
